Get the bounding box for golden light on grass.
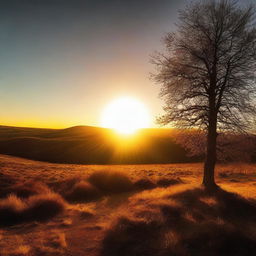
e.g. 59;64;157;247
101;97;150;135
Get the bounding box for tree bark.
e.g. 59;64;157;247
203;114;217;188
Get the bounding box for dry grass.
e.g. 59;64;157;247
1;181;50;198
87;170;134;194
5;245;31;256
133;178;156;190
64;181;102;203
1;155;256;256
101;186;256;256
0;192;66;226
0;230;68;256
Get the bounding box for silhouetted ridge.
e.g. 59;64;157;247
0;125;193;164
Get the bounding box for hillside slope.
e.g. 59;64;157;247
0;125;195;164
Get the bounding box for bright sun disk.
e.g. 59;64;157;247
101;97;150;134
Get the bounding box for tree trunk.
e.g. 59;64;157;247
203;115;217;188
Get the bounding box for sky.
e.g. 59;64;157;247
0;0;251;128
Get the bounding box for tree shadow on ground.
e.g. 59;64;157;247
101;186;256;256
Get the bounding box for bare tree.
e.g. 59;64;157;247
152;0;256;188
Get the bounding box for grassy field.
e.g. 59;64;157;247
1;154;256;255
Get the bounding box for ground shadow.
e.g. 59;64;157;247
101;186;256;256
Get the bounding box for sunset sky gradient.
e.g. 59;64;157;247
0;0;251;128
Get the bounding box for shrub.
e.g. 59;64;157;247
0;193;65;226
64;181;102;202
88;171;133;194
25;193;66;221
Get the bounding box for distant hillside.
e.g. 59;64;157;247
0;125;198;164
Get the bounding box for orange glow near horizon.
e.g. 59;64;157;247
0;96;154;130
100;97;150;135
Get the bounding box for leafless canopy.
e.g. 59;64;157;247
152;0;256;132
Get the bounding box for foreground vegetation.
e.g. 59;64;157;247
1;154;256;255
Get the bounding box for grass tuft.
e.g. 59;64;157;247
88;170;133;194
7;181;50;198
64;180;102;202
25;193;66;221
0;193;65;226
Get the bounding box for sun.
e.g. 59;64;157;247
101;97;150;134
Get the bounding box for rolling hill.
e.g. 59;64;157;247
0;125;196;164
